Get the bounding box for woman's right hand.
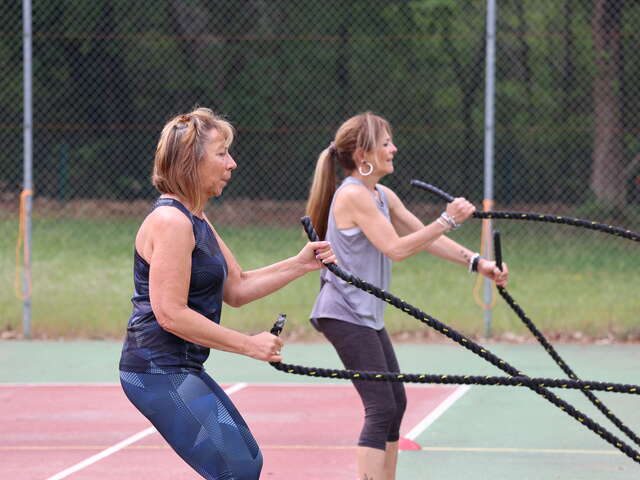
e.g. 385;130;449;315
445;197;476;226
244;332;284;362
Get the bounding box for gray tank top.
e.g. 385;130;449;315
310;176;392;330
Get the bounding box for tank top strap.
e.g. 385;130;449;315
153;197;194;224
375;183;387;207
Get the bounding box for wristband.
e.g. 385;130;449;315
468;252;482;273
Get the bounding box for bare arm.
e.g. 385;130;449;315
146;208;283;362
335;184;474;262
383;185;509;286
205;216;336;308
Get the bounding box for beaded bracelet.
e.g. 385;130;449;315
440;211;460;230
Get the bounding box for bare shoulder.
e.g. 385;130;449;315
335;183;374;208
139;206;193;246
148;205;193;231
135;205;194;261
333;182;382;230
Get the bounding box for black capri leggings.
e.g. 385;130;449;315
316;318;407;451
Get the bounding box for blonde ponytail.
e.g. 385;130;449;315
305;148;336;240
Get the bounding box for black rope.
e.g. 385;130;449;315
413;179;640;445
415;180;640;447
493;230;640;447
410;179;640;243
269;318;640;395
285;215;640;464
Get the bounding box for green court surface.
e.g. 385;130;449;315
2;340;640;479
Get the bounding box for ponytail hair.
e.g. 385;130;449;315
305;147;337;240
305;112;391;240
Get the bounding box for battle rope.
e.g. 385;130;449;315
282;216;640;464
410;179;640;243
492;231;640;447
269;314;640;395
416;179;640;448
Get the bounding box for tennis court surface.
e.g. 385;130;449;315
2;341;639;479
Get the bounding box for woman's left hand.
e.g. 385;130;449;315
477;259;509;287
296;241;336;271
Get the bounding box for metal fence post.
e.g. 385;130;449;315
482;0;497;338
22;0;33;338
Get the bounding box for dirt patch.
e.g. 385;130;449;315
0;196;311;227
1;196;594;227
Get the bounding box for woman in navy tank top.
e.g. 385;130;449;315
306;112;509;480
119;107;335;480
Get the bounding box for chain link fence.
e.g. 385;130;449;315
1;0;639;339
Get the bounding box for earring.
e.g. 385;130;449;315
358;161;373;176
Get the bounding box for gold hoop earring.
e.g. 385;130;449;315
358;162;373;176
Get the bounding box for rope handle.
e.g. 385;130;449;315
494;230;503;272
271;313;287;336
410;179;454;203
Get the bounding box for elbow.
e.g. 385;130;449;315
156;314;177;333
223;291;247;308
385;248;408;262
223;273;251;308
152;303;181;333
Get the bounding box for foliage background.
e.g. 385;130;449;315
1;0;639;339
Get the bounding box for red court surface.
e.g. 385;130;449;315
1;383;467;479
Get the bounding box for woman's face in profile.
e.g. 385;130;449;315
200;128;237;198
370;132;397;177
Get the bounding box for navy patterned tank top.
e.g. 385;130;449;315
119;198;228;373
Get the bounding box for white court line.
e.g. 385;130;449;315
43;382;248;480
404;385;471;441
420;446;622;455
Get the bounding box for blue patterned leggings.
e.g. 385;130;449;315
120;369;262;480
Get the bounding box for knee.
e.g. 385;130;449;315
360;402;400;449
394;392;407;421
366;401;399;427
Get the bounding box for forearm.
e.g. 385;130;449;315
158;306;251;354
387;221;448;261
225;255;309;307
423;235;476;267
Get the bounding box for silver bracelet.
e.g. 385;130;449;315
440;211;460;230
435;216;451;231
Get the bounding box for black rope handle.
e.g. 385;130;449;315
493;231;640;447
296;215;640;464
269;316;640;394
410;179;640;243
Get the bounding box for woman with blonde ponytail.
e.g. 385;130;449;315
306;112;509;480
